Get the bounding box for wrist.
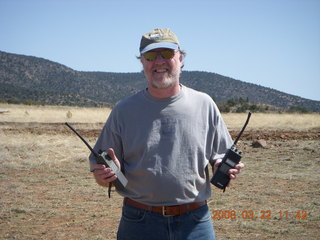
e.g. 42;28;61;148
209;159;217;167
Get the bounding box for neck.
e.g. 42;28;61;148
147;83;181;99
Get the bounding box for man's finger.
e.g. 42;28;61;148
107;148;121;169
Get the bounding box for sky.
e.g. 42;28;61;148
1;0;319;101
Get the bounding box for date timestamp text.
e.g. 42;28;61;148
211;210;308;220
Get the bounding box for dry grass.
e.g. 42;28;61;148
1;103;320;131
223;112;320;131
209;139;320;240
0;104;111;123
1;104;319;239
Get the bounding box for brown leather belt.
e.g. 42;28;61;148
123;197;207;216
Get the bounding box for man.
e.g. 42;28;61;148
90;28;244;240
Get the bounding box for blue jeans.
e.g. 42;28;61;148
117;204;215;240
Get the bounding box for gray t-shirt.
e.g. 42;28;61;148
90;85;233;206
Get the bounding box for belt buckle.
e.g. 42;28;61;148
162;206;175;216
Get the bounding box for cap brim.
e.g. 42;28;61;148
140;42;179;54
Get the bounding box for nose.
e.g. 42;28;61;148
154;53;166;64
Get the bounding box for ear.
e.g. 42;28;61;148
140;56;146;65
178;52;184;69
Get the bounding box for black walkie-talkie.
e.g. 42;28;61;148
210;112;251;191
65;122;128;191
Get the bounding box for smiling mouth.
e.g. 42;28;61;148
154;68;168;73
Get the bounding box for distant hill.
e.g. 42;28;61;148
1;50;319;112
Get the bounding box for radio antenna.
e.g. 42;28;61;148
65;122;98;158
233;112;251;146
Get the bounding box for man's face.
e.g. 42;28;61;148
140;48;183;89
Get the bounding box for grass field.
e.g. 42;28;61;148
1;104;319;239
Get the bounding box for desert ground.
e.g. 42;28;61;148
0;104;319;240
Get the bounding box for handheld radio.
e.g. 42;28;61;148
210;112;251;191
65;122;128;191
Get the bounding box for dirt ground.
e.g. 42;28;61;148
1;121;319;240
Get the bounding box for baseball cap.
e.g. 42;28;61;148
139;28;180;54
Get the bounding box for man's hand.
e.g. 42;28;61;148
213;159;245;187
91;148;121;187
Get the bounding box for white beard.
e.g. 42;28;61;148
148;68;181;89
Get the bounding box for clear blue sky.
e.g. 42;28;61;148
1;0;319;101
